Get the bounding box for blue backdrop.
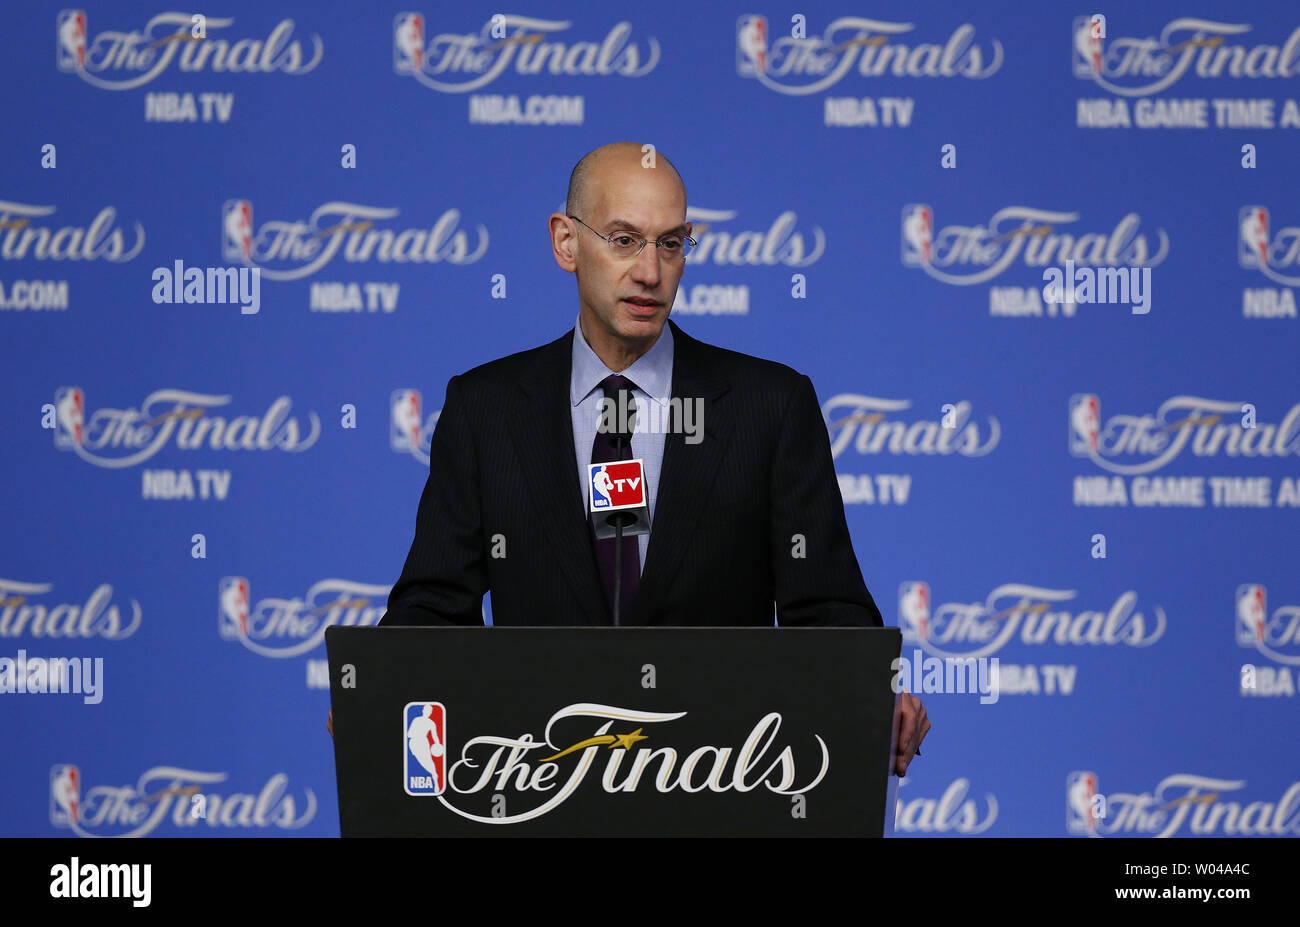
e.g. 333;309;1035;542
2;0;1297;837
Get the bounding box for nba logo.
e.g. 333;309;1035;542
393;13;425;74
218;577;251;639
1239;206;1269;269
50;764;80;826
736;15;768;76
898;582;930;643
587;460;644;512
1236;584;1268;646
223;199;253;262
1071;16;1104;78
1065;770;1101;834
391;389;422;452
53;387;84;449
404;702;447;795
900;205;933;266
56;10;87;71
590;464;614;509
1068;394;1101;456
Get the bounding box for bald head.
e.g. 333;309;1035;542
565;142;686;219
550;142;692;370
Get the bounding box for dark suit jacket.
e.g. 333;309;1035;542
382;319;882;627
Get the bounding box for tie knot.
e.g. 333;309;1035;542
600;374;636;395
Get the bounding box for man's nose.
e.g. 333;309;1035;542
629;241;663;286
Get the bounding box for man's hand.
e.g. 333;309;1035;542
327;709;333;738
893;691;929;776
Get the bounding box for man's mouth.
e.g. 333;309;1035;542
622;297;659;308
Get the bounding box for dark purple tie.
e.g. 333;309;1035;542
591;374;641;621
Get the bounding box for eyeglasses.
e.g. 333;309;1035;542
568;215;695;261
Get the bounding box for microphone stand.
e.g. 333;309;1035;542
604;387;637;626
610;430;630;626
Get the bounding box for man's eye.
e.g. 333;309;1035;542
660;238;682;250
613;235;636;246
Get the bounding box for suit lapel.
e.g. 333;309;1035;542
625;320;733;625
510;329;609;625
511;321;733;626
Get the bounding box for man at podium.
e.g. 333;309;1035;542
375;142;929;774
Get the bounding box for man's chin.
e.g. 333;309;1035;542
616;305;668;338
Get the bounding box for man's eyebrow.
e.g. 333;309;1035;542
605;218;689;236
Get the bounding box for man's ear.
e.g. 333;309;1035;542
550;213;578;273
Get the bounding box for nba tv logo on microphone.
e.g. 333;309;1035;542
588;460;645;511
588;460;650;539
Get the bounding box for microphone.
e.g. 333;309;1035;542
589;386;650;625
587;457;651;540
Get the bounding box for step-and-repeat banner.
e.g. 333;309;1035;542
2;1;1297;837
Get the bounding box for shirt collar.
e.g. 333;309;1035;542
570;314;673;407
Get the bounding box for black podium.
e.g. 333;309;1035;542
326;626;901;836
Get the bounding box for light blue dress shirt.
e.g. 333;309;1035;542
570;316;673;572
